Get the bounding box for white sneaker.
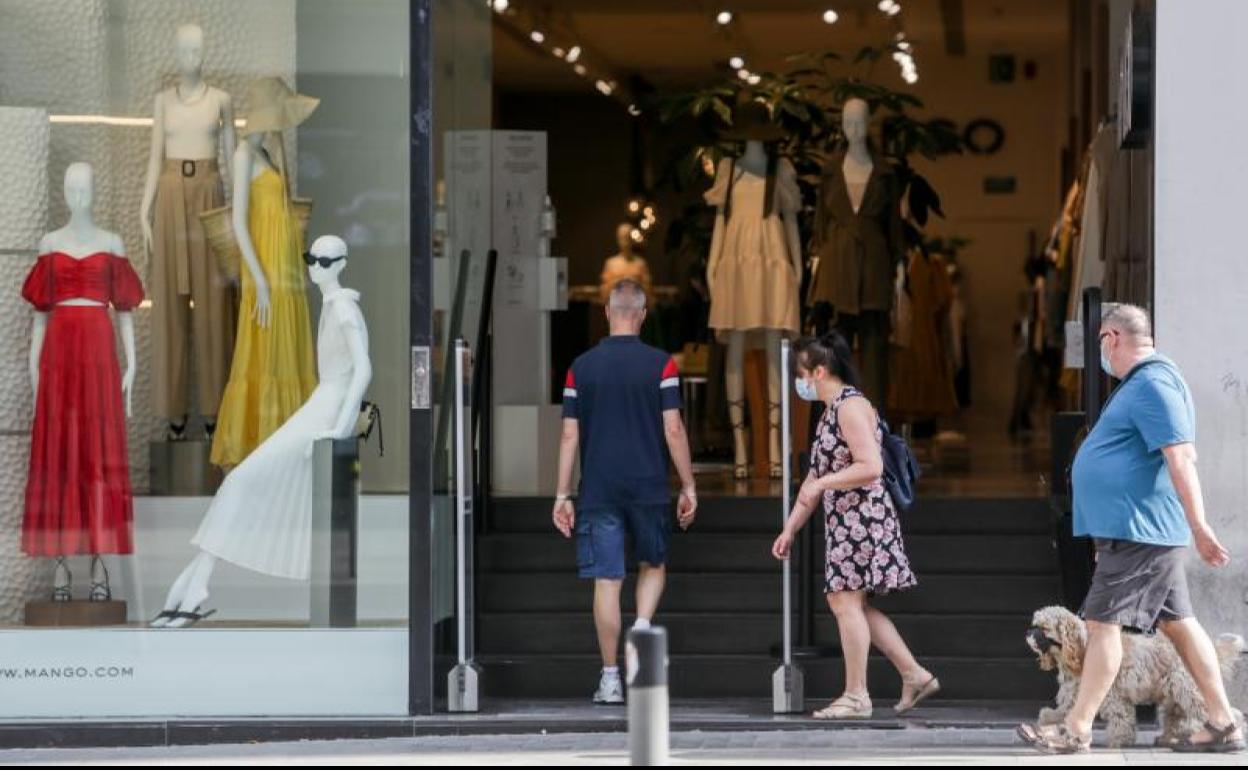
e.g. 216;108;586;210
592;673;625;705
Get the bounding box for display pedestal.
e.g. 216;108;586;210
149;440;223;496
25;600;127;627
310;438;360;628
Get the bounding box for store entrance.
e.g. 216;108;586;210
456;0;1141;704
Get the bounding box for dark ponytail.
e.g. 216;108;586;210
793;330;861;388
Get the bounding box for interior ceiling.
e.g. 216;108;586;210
493;0;1069;92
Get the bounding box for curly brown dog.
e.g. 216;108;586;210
1026;605;1244;748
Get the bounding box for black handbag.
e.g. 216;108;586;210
879;417;920;511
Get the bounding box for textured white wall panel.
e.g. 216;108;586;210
0;108;50;250
0;436;47;623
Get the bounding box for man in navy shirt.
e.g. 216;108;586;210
553;280;697;704
1019;304;1241;754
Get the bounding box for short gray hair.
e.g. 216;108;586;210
1101;303;1153;341
608;280;647;313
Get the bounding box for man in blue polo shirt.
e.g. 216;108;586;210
1019;304;1241;754
553;279;697;705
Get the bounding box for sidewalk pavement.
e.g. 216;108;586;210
3;727;1245;765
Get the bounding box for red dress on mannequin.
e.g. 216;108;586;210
21;252;144;557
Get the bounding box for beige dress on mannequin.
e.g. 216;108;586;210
704;157;801;338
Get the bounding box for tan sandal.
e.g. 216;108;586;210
1016;722;1091;754
894;672;941;715
812;692;873;720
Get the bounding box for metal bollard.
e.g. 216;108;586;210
626;626;669;766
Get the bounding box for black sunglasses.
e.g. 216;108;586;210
303;253;346;268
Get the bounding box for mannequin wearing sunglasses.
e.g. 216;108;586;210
154;235;372;627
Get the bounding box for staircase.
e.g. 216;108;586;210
476;495;1062;701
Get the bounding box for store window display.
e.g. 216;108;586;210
140;23;237;442
157;235;372;627
704;101;801;479
23;163;143;612
210;77;319;468
807;98;905;406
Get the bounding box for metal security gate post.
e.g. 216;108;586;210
773;338;804;712
448;339;480;711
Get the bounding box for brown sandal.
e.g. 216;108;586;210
1016;722;1091;754
1172;720;1246;754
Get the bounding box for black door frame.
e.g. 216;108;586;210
408;0;435;716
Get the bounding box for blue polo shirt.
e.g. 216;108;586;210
1071;355;1195;547
561;335;682;506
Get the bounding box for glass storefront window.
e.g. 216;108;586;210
0;0;415;718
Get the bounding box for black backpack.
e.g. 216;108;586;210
879;417;920;511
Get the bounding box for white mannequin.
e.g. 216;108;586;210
230;132;276;327
139;23;235;251
154;235;372;628
707;140;803;479
842;98;873;213
33;163;137;598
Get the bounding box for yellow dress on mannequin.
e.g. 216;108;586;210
210;167;316;467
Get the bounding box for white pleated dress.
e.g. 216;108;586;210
191;288;367;580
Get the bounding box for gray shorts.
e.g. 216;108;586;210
1080;538;1194;632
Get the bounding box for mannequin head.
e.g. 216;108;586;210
63;162;94;217
615;223;634;255
174;24;205;77
842;98;871;147
605;279;647;336
306;234;348;287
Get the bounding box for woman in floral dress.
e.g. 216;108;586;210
772;331;940;719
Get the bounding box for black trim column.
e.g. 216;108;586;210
408;0;434;716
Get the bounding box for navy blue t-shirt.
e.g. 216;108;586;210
562;335;683;506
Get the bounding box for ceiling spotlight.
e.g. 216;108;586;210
887;4;901;15
729;56;745;70
629;200;642;213
553;47;565;58
737;69;751;81
878;0;892;11
530;30;545;44
903;71;918;84
631;229;644;242
716;10;733;25
748;74;761;85
491;0;509;12
823;10;839;24
628;104;642;116
566;46;582;63
573;63;588;76
596;79;615;95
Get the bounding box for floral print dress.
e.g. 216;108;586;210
812;387;918;596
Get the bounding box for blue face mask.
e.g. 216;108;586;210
795;377;819;402
1100;351;1114;377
